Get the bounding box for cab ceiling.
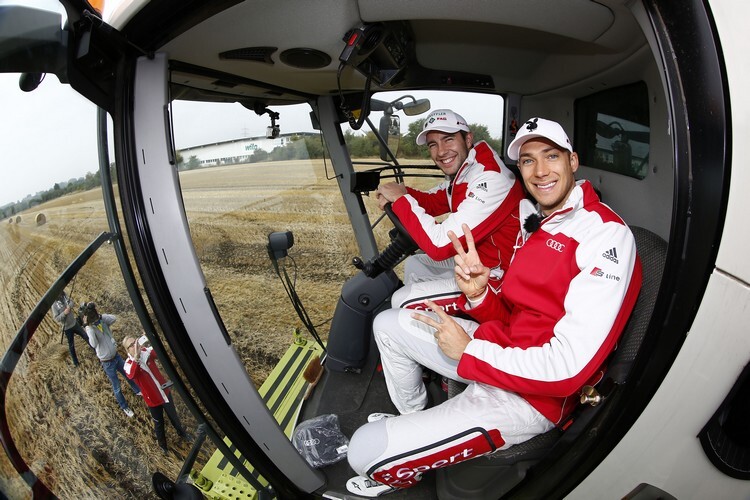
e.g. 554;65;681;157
159;0;646;103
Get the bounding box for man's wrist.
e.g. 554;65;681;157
465;287;487;301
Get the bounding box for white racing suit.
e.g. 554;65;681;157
348;181;643;489
389;141;524;313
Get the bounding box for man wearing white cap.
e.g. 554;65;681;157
346;117;642;496
375;109;525;315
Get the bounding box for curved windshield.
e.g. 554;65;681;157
0;74;214;499
170;99;357;386
0;75;506;498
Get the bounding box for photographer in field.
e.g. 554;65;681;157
51;290;92;367
123;334;191;454
80;302;141;418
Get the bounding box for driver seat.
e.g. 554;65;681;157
436;225;667;499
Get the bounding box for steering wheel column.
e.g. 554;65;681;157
353;203;419;278
325;203;418;373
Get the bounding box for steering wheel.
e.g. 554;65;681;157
352;203;419;278
383;202;418;249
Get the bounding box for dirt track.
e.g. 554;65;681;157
0;159;411;498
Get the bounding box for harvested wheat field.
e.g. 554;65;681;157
0;158;432;499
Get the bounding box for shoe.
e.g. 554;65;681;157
367;412;395;423
346;476;396;497
123;408;134;418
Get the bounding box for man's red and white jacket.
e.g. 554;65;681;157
457;180;643;425
392;140;525;277
124;347;171;408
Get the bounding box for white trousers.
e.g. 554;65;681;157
392;254;501;314
347;308;554;489
402;253;455;284
393;254;461;313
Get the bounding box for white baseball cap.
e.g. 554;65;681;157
415;109;470;145
507;117;573;160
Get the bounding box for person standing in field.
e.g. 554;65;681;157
123;334;191;454
51;290;91;367
80;302;141;418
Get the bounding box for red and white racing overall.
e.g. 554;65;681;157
389;140;525;314
348;181;643;489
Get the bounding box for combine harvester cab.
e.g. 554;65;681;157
0;0;749;499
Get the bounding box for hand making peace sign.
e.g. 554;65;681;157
448;223;490;301
410;224;491;360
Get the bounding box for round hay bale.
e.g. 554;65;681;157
15;216;21;224
35;213;46;226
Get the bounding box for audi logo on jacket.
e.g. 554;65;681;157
456;180;643;425
124;347;170;407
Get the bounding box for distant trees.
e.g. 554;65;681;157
344;130;380;158
186;156;201;170
177;155;201;171
399;120;428;158
398;118;503;158
2;124;504;219
250;148;269;163
270;138;311;161
302;135;325;159
469;123;503;154
2;170;99;219
168;124;502;168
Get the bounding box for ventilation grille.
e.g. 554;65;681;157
219;47;277;64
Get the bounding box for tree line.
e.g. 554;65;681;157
178;119;502;168
1;168;110;220
340;119;502;160
3;118;502;218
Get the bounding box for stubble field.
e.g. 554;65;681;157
0;158;427;499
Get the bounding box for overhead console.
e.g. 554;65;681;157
339;22;412;87
339;21;493;92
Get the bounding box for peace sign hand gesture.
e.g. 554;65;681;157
448;223;490;301
411;300;470;360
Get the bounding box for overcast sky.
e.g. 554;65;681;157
0;73;100;207
1;72;504;207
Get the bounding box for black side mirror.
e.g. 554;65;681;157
378;114;400;161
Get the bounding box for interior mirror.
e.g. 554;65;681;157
379;114;401;161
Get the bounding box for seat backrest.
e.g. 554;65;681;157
440;225;668;479
448;225;667;396
606;225;667;382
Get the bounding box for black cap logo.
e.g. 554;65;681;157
525;118;539;132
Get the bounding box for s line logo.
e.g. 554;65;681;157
591;267;621;281
546;239;565;252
